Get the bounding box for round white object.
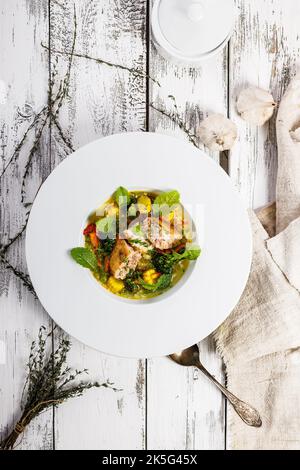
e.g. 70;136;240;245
152;0;236;63
26;133;252;358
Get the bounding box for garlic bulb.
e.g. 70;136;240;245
290;127;300;143
198;114;237;151
237;87;276;126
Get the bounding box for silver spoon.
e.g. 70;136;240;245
170;345;262;428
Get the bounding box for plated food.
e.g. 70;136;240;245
71;187;201;299
26;132;252;357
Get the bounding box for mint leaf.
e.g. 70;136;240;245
154;190;180;207
71;247;98;272
113;186;130;206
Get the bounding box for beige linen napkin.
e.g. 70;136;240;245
214;75;300;450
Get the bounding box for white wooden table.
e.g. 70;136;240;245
0;0;299;450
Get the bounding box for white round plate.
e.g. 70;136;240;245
26;132;252;358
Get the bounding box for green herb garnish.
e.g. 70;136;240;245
128;204;137;217
140;273;172;292
129;239;149;247
152;246;201;274
70;247;99;271
96;216;116;236
98;238;116;256
173;246;201;261
124;270;140;293
113;186;130;207
154;190;180;207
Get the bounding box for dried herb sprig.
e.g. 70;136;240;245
20;4;78;204
0;253;36;297
0;106;49;179
0;327;117;450
0;214;29;256
52;4;77;118
21;114;50;203
0;5;77;294
50;112;74;152
150;95;198;148
41;44;161;87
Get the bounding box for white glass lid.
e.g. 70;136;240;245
152;0;235;59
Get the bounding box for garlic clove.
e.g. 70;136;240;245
198;113;237;151
290;127;300;143
237;87;276;126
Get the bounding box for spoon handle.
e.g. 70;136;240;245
196;361;262;428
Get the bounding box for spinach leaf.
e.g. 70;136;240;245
128;204;137;217
70;247;98;272
96;216;115;236
113;186;130;206
140;273;172;292
154;190;180;207
173;246;201;261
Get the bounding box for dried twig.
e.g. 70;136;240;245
0;216;29;256
0;253;36;297
150;95;198;147
41;43;161;87
52;4;77;118
0;327;118;450
21;6;77;204
51;112;74;152
0;107;48;179
0;6;79;292
20;115;50;204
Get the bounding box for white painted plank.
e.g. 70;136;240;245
0;0;53;450
147;338;225;450
147;15;227;449
230;0;300;210
49;0;147;450
228;0;300;449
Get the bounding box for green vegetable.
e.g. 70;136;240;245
98;270;109;284
97;238;116;256
173;246;201;261
70;247;99;272
154;190;180;207
128;204;137;217
152;246;201;274
131;223;143;235
141;273;172;292
124;278;138;293
152;251;174;274
124;270;140;293
96;216;116;236
113;186;130;207
129;239;149;248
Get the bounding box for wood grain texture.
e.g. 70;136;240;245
146;5;228;448
0;0;53;450
227;0;300;448
49;0;147;450
230;0;300;210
